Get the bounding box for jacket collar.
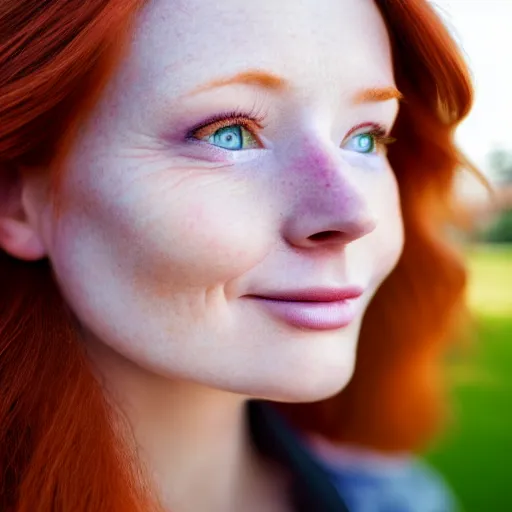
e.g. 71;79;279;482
248;400;350;512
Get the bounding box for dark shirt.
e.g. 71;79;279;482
248;400;350;512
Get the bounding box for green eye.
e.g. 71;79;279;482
211;125;242;149
196;121;262;151
345;133;377;154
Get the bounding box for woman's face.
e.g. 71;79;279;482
33;0;403;401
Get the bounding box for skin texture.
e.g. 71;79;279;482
24;0;401;401
4;0;404;510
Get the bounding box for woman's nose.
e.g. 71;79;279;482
283;193;377;249
280;147;377;250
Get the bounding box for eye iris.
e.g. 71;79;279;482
356;134;375;153
212;125;243;150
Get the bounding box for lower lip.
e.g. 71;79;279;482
249;297;360;330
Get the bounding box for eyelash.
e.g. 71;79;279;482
186;106;267;146
187;110;395;152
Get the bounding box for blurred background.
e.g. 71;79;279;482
425;2;512;511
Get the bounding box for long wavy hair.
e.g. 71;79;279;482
0;0;474;510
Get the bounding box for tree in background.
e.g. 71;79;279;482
488;148;512;185
481;148;512;244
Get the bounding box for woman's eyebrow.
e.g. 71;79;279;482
353;86;403;104
183;69;402;105
185;69;289;96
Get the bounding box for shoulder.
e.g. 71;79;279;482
305;437;459;512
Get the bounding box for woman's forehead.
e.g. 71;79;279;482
127;0;394;100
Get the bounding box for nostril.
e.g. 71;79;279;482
308;231;342;242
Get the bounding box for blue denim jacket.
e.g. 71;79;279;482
309;441;458;512
249;401;458;512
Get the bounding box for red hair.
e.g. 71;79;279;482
0;0;474;510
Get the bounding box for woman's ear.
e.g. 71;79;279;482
0;164;47;261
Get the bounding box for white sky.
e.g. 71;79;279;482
431;0;512;175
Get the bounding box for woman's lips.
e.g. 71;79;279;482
246;287;363;331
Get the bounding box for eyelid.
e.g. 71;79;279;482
346;122;386;138
186;103;268;149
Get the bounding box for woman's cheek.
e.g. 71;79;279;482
371;175;404;280
347;165;403;287
124;191;274;290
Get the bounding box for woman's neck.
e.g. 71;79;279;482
85;337;291;512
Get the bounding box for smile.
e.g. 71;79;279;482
245;287;364;331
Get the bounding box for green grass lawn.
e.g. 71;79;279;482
426;245;512;512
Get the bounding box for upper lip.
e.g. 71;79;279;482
246;286;364;302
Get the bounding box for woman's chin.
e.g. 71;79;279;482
240;362;357;405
